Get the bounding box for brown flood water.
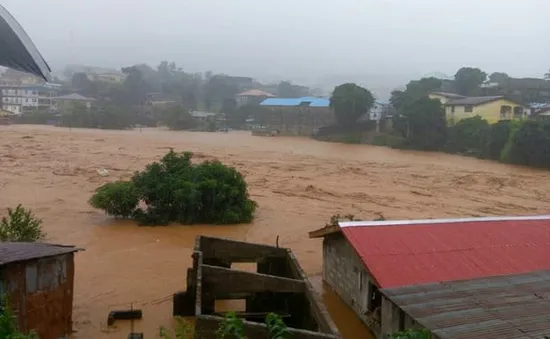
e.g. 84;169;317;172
2;125;550;338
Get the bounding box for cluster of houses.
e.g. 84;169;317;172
235;88;391;136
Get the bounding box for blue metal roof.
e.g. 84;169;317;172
260;98;303;106
260;96;330;108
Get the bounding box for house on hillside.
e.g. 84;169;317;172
444;96;527;124
0;242;83;339
235;89;274;107
259;97;334;136
1;83;60;114
428;92;466;104
54;93;96;111
532;106;550;120
309;215;550;338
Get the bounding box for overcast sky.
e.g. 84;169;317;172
3;0;549;87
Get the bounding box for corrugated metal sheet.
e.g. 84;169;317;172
341;217;550;288
382;270;550;339
260;98;303;106
0;242;82;265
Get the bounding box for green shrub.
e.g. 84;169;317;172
217;312;245;339
483;120;512;160
390;328;431;339
265;313;291;339
0;205;45;242
159;316;195;339
500;120;550;167
90;150;256;226
370;134;406;148
89;181;139;218
0;297;39;338
446;116;490;156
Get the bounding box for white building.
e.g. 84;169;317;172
0;84;60;114
362;100;390;121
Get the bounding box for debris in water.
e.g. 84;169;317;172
97;168;109;177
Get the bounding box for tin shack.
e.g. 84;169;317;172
0;242;82;339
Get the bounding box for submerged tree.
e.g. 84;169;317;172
89;150;257;226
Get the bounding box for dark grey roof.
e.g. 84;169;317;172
0;5;51;82
0;242;82;265
382;269;550;339
446;96;505;106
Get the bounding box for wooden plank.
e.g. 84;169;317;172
201;264;305;294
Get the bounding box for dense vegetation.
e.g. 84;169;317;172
390;328;431;339
330;83;375;127
159;312;291;339
89;150;256;225
0;205;45;242
0;298;38;338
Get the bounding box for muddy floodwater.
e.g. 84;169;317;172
2;125;550;338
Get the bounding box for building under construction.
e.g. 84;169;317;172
173;236;340;339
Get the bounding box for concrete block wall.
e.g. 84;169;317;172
322;235;370;325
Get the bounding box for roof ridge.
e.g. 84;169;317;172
339;214;550;228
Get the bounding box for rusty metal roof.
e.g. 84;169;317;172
0;242;82;265
382;269;550;339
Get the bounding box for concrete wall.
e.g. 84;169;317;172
324;234;425;338
260;107;334;136
0;253;75;339
322;235;373;326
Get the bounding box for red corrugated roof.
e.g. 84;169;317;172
341;216;550;288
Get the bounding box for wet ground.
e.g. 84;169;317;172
2;125;550;338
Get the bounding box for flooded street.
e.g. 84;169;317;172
2;125;550;338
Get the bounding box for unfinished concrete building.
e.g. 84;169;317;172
173;236;340;339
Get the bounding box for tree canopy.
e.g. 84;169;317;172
395;97;447;151
454;67;487;96
89;150;257;225
390;77;442;112
330;83;375;127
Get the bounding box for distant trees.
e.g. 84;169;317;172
454;67;487;96
545;69;550;80
330;83;375;127
390;77;442;112
276;81;310;98
489;72;510;84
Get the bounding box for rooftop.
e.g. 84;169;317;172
54;93;96;101
0;242;83;265
260;96;330;108
446;96;505;106
317;215;550;288
382;269;550;339
236;89;274;97
430;92;466;99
